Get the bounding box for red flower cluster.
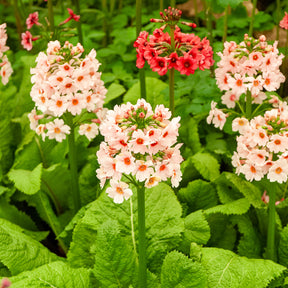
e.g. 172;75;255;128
134;26;214;76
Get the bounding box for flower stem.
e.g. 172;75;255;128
136;0;147;100
276;0;280;41
47;0;55;33
169;24;175;116
222;5;229;43
66;113;81;214
193;0;199;26
137;185;146;288
74;0;83;44
248;0;257;37
245;90;252;120
266;182;277;261
171;0;176;7
206;2;214;77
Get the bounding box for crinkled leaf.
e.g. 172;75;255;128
194;247;286;288
179;117;201;154
178;179;218;212
0;218;59;275
123;77;168;108
216;0;244;8
161;251;207;288
204;198;250;216
217;172;264;208
92;220;136;287
8;261;90;287
180;210;210;254
8;163;42;195
279;225;288;267
231;215;261;258
191;152;220;181
68;183;184;274
104;83;126;104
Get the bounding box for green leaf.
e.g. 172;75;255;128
92;220;136;287
216;172;264;208
68;183;184;274
0;198;37;231
216;0;243;8
279;225;288;267
104;83;126;104
194;247;286;288
180;210;210;254
179;117;201;154
161;251;207;288
0;218;59;275
204;198;250;216
231;215;261;258
178;179;218;212
123;77;168;108
8;163;42;195
191;152;220;181
8;261;90;287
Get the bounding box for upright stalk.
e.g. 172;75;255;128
47;0;55;33
137;185;146;288
245;90;252;120
276;0;281;41
66;113;81;213
136;0;146;100
193;0;199;26
248;0;257;37
169;24;175;116
222;5;229;43
171;0;176;7
74;0;83;44
160;0;163;11
266;182;277;261
206;2;214;77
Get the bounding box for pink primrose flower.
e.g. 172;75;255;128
280;12;288;30
26;12;40;29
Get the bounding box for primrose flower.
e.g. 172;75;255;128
280;12;288;30
0;23;12;85
232;105;288;184
60;8;80;25
26;12;40;29
0;278;11;288
96;99;183;203
215;34;285;107
29;41;107;142
134;8;214;76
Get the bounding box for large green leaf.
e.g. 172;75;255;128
8;163;42;195
178;179;218;212
180;210;210;254
0;218;59;275
104;83;126;104
194;247;286;288
8;261;90;287
231;215;261;258
216;0;244;8
161;251;207;288
204;198;250;216
279;225;288;267
92;220;136;287
68;183;184;273
123;77;168;108
191;152;220;181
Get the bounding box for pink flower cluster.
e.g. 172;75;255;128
0;23;13;85
215;34;285;108
29;41;107;142
96;99;183;203
0;278;10;288
134;26;214;76
232;104;288;183
280;12;288;30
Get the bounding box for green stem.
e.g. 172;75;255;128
193;0;199;26
101;0;108;47
74;0;83;44
222;5;229;43
169;25;175;116
160;0;163;11
206;2;214;77
266;182;277;261
248;0;257;37
171;0;176;7
130;197;137;258
245;90;252;120
13;0;22;38
66;113;81;213
47;0;55;33
137;185;146;288
136;0;147;100
235;100;245;116
276;0;280;41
